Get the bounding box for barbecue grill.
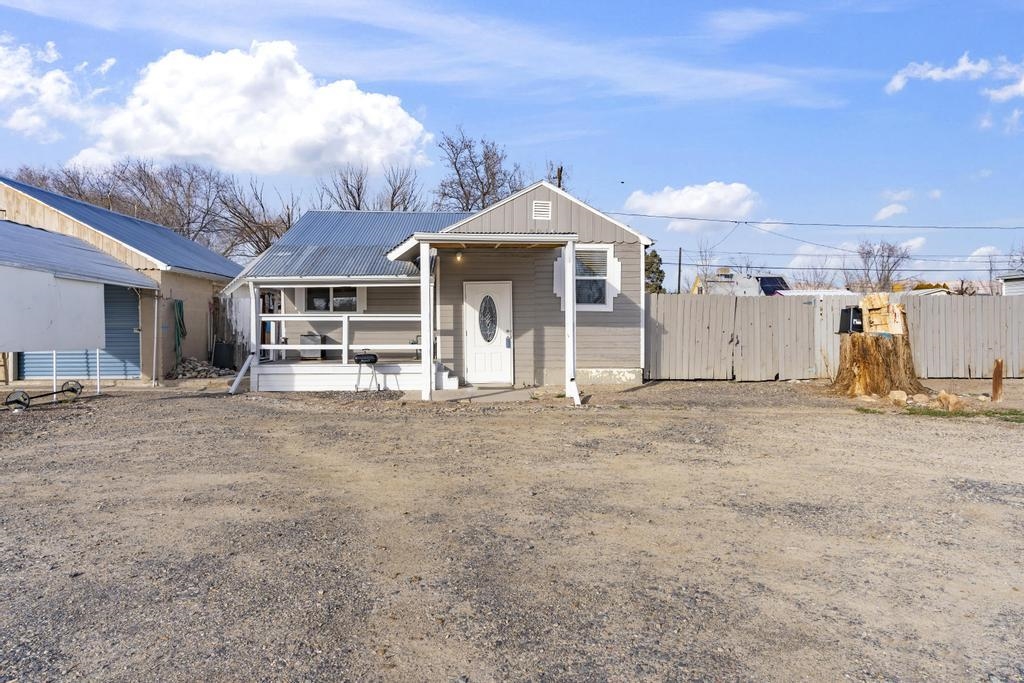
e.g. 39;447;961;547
353;350;380;391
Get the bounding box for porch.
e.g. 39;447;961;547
241;232;581;402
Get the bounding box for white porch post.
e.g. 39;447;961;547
563;239;580;405
249;282;261;371
419;241;433;401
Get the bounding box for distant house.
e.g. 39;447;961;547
0;177;242;381
223;181;652;399
778;288;854;297
692;267;790;296
999;272;1024;296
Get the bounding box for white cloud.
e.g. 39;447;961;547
900;236;926;252
72;41;431;174
968;245;1001;261
786;243;856;272
928;189;942;200
885;52;990;94
0;35;92;141
1004;108;1023;135
0;0;830;106
624;181;760;232
874;203;908;221
882;188;913;202
979;112;993;130
702;9;805;44
36;40;60;63
94;57;116;75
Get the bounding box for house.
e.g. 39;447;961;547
778;288;854;297
692;267;790;296
0;220;159;383
224;181;652;400
0;176;242;381
998;272;1024;296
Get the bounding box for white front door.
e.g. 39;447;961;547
463;281;513;385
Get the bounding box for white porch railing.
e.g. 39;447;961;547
257;313;421;364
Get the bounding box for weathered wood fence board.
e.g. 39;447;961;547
646;293;1024;381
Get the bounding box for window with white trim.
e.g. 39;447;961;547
575;248;609;306
552;244;620;312
304;286;361;312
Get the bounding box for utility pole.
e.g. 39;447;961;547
556;165;564;189
677;247;682;293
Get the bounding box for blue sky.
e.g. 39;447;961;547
1;0;1023;285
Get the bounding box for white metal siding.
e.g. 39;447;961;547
20;285;141;379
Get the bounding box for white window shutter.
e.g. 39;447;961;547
607;251;621;301
553;253;565;311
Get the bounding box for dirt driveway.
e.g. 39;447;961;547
2;381;1023;681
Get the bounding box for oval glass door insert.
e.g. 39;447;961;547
479;295;497;342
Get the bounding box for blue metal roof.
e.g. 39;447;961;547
0;176;242;280
0;220;158;289
242;210;473;278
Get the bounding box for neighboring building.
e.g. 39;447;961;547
1000;272;1024;296
778;288;855;297
692;267;790;296
0;220;158;380
223;181;652;399
0;176;242;381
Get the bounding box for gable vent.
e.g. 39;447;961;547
532;200;552;221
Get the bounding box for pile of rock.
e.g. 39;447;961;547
167;357;235;380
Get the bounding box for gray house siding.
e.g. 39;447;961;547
437;242;643;386
445;185;642;244
441;184;645;383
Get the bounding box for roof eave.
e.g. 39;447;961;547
386;231;580;262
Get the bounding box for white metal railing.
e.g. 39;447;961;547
256;313;422;364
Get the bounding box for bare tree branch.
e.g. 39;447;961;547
434;126;525;211
373;164;425;211
316;164;370;210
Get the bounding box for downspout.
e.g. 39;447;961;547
152;293;160;387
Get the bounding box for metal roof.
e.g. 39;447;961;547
0;220;158;289
0;176;242;280
242;210;473;279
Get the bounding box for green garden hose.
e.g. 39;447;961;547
173;299;187;367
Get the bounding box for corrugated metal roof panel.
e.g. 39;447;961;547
242;210;473;278
0;176;242;280
0;220;158;289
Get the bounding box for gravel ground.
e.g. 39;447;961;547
1;380;1023;681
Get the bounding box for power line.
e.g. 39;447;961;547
682;249;1021;263
664;261;1004;273
606;211;1024;231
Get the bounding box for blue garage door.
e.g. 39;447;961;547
20;285;142;379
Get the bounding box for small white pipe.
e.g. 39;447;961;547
52;350;57;403
96;348;101;395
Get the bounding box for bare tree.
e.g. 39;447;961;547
794;257;838;289
694;238;717;293
1009;242;1024;271
219;179;299;258
316;164;371;210
544;161;569;191
15;159;232;249
434;126;525;211
842;240;911;292
373;164;425;211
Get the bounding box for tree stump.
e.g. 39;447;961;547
833;332;925;397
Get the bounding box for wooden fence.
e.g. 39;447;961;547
645;294;1024;381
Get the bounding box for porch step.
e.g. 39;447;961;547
435;364;459;391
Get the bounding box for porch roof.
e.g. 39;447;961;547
386;232;578;262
